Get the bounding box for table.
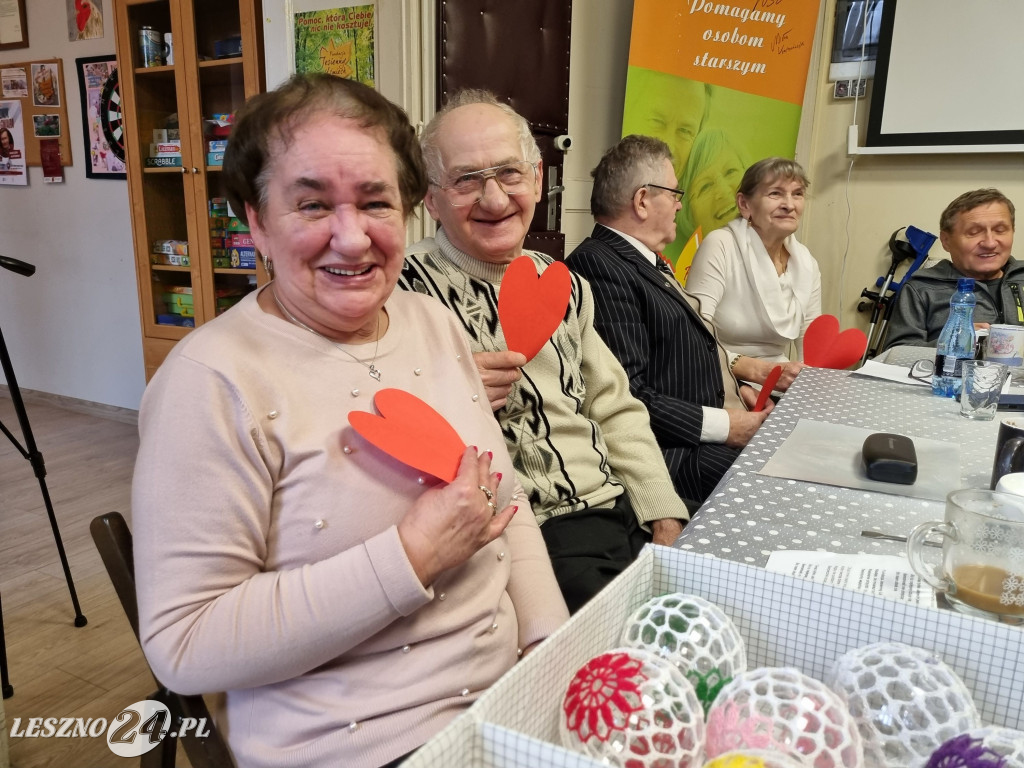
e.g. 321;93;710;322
679;366;1001;566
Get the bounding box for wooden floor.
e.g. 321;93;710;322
0;394;192;767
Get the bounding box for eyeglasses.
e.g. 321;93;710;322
433;161;538;207
641;183;685;203
909;359;934;383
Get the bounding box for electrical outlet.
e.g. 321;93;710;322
833;78;867;99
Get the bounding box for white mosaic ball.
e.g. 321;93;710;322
705;667;863;768
559;646;706;768
620;593;747;712
969;727;1024;767
702;748;807;768
825;642;981;768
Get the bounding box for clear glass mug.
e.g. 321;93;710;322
907;488;1024;623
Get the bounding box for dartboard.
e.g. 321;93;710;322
99;67;125;162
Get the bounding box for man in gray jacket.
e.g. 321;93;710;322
885;188;1020;349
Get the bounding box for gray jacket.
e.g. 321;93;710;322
883;257;1024;349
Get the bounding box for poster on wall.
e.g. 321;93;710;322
76;55;125;179
623;0;822;274
67;0;104;42
0;98;28;185
293;2;375;86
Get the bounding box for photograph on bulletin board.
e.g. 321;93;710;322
31;62;60;107
0;98;28;185
76;54;125;179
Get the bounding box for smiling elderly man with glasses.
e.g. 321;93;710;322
566;134;771;507
399;92;689;614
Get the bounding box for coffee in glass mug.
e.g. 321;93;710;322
908;489;1024;622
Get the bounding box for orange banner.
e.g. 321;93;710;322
629;0;820;106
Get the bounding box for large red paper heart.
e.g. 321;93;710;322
753;365;782;412
498;256;572;362
348;389;466;482
803;314;868;369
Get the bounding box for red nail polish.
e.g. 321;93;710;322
487;450;493;460
469;445;477;452
512;506;519;515
496;472;503;482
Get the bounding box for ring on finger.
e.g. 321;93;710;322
478;484;494;500
487;501;497;516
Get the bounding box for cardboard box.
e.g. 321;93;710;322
156;313;195;327
145;156;183;168
229;247;256;268
152;239;189;256
160;292;193;308
206;151;224;166
228;233;254;248
150;252;191;267
406;547;1024;768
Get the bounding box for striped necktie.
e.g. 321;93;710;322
654;252;684;294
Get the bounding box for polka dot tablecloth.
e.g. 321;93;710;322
679;366;1002;565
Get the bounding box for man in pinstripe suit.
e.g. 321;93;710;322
566;135;771;505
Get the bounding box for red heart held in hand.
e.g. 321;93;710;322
753;365;783;412
348;388;466;482
803;314;868;369
498;256;572;362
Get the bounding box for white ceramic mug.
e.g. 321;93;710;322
985;324;1024;367
996;472;1024;497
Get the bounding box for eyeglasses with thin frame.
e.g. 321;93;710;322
432;161;538;207
640;183;685;203
909;358;934;383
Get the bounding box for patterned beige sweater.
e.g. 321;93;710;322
400;229;687;527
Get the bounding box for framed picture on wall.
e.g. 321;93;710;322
0;0;29;51
75;54;126;179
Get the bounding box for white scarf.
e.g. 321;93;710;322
727;217;816;341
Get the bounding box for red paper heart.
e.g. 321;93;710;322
803;314;868;369
498;256;572;362
348;388;466;482
753;365;783;412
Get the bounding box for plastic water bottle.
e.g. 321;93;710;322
932;277;977;397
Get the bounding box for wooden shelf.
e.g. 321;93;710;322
115;0;264;379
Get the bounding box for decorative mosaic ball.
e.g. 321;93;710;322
620;593;747;712
924;728;1024;768
559;646;706;768
702;749;807;768
825;642;981;768
924;733;1017;768
705;667;863;768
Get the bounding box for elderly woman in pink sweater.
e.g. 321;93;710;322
132;74;568;768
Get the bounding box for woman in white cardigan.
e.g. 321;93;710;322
686;157;821;391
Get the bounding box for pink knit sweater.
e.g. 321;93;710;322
133;288;568;768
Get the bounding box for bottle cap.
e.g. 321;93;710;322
957;277;975;291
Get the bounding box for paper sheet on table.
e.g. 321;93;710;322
758;419;960;501
765;550;938;608
852;360;929;387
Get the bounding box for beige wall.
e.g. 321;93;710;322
802;81;1024;329
565;0;1024;335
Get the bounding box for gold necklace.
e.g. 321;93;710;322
271;286;383;381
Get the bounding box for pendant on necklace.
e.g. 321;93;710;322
368;365;382;382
